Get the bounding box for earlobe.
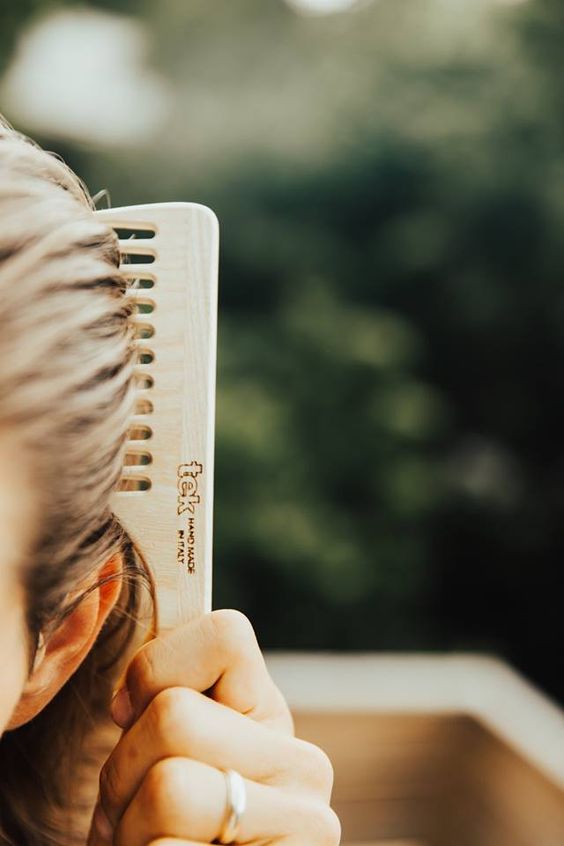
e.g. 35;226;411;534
7;554;123;730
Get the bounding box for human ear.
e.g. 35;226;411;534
7;554;123;730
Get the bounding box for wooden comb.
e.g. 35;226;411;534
95;202;219;630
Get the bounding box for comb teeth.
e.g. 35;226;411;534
96;202;219;627
117;225;157;494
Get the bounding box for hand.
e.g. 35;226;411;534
88;610;340;845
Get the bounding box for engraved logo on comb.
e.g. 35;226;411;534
177;462;203;574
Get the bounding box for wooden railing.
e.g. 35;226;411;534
266;654;564;846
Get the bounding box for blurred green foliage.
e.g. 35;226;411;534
3;0;564;700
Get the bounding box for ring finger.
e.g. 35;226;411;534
113;757;320;846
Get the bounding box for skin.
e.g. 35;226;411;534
0;435;340;846
0;435;31;734
0;433;124;733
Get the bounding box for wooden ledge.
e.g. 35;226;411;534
266;653;564;793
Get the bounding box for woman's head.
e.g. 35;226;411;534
0;118;147;842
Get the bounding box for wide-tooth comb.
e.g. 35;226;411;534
95;202;219;630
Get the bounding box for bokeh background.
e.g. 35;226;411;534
2;0;563;704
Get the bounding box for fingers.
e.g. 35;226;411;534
100;686;333;831
93;610;339;845
110;758;340;846
117;610;293;733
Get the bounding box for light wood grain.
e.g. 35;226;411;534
96;203;219;628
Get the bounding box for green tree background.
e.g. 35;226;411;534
2;0;564;701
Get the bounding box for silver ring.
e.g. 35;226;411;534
215;769;247;844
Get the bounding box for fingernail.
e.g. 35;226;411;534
110;687;133;728
93;803;113;842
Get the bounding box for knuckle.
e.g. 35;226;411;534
314;805;341;845
210;609;259;659
148;687;195;742
296;798;341;846
300;740;335;795
141;758;185;813
266;682;295;735
210;609;257;651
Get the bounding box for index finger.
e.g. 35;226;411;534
114;609;293;734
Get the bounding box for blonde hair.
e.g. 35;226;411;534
0;118;150;845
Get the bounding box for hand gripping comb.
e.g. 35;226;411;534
95;203;219;630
